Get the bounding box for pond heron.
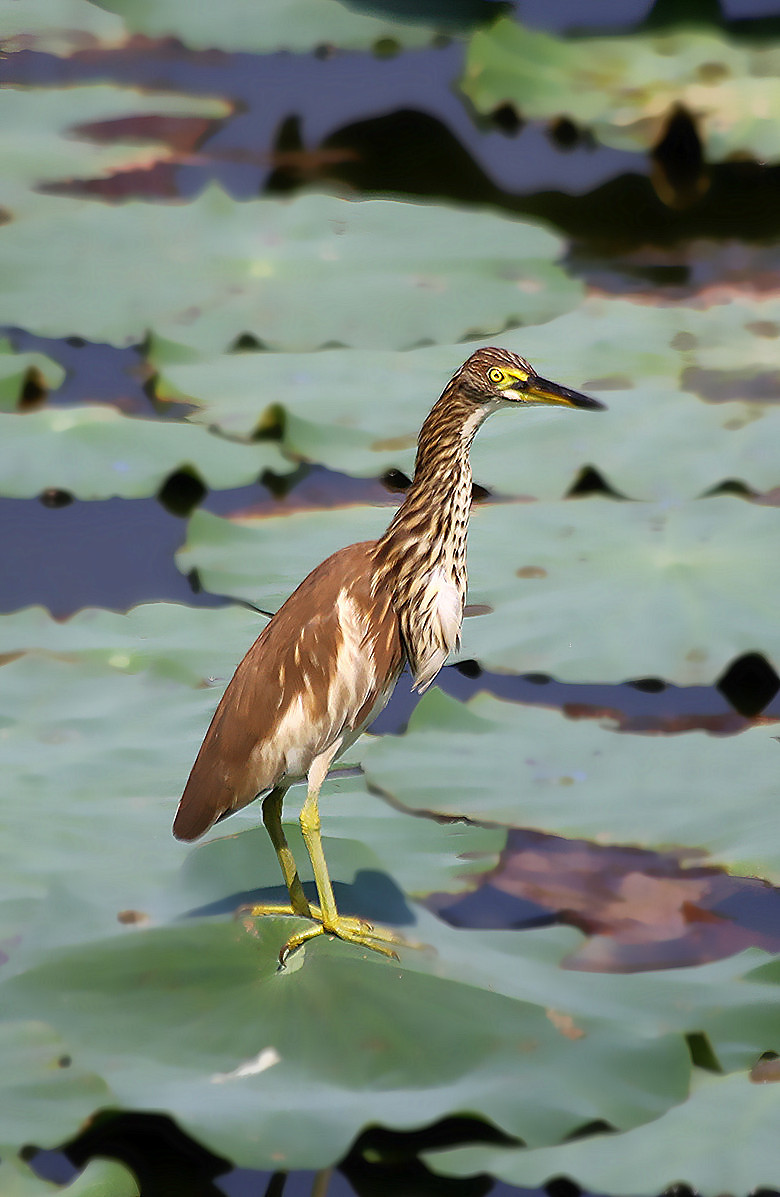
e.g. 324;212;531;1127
173;347;605;961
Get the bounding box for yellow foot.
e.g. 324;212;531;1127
235;900;323;922
279;914;414;967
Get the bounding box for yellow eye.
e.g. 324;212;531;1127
488;367;504;384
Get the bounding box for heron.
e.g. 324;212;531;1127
173;347;605;961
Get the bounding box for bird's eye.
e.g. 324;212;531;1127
488;367;505;384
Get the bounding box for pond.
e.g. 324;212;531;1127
2;1;780;1195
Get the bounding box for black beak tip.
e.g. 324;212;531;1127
575;392;607;412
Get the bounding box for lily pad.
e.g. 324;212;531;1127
0;83;230;206
361;688;780;882
1;643;779;1176
428;1068;780;1197
0;652;499;962
0;1020;113;1150
0;187;581;352
156;294;780;499
175;494;780;684
0;919;692;1170
0;341;65;412
86;0;494;52
0;0;126;56
0;406;288;498
0;602;266;686
463;19;780;160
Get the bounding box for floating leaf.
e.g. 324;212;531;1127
362;688;780;882
0;920;692;1171
0;341;65;413
0;188;581;351
463;20;780;160
0;602;266;686
428;1068;780;1197
0;0;126;56
175;495;780;684
156;294;780;499
87;0;494;52
0;1019;113;1152
59;1160;140;1197
0;406;288;498
0;84;230;206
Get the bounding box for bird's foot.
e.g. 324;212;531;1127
279;914;413;967
237;903;419;966
236;900;323;922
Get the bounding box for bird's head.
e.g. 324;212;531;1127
458;347;606;413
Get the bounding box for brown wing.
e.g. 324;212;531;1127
172;541;402;841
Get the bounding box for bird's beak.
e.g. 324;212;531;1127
521;375;606;411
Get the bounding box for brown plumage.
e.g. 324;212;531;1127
173;347;605;961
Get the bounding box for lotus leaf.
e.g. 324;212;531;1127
0;1020;112;1150
0;187;581;351
2;646;780;1174
0;602;265;685
0;0;126;55
57;1160;140;1197
0;341;65;412
156;294;780;498
0;919;693;1170
86;0;492;52
0;406;288;499
0;84;230;206
0;653;498;962
362;688;780;882
463;19;780;160
428;1068;780;1197
175;495;780;683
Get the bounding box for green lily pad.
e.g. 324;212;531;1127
0;0;126;56
0;1020;112;1162
463;19;780;160
156;294;780;499
59;1160;140;1197
0;83;230;206
0;651;499;961
87;0;493;52
175;494;780;684
362;688;780;882
0;602;266;686
0;406;288;498
0;919;693;1170
0;188;581;352
427;1068;780;1197
1;634;779;1177
0;341;65;413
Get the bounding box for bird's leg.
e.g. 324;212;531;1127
241;785;320;921
280;749;409;963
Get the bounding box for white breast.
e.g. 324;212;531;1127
411;565;463;693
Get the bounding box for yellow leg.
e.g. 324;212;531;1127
280;751;411;964
262;785;312;917
240;785;322;922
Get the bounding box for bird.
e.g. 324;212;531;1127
173;347;605;962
